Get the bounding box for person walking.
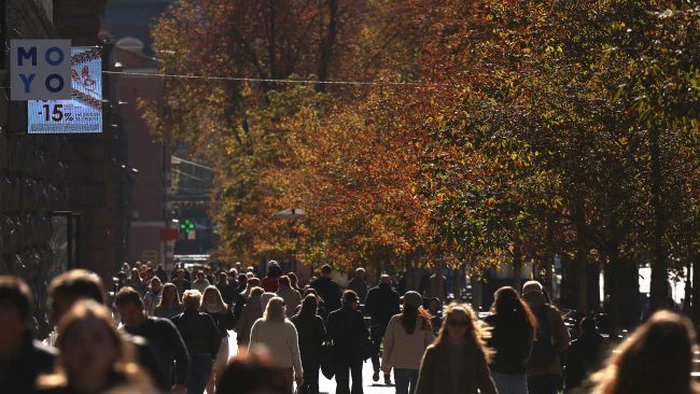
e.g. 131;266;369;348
37;300;154;394
192;271;211;294
381;291;435;394
291;294;326;394
235;287;265;348
216;272;238;307
142;277;163;317
114;287;190;393
484;286;537;394
590;311;700;394
126;268;145;296
201;286;236;393
565;317;607;392
250;297;305;392
171;268;191;298
364;274;401;383
347;268;369;303
311;265;343;313
172;290;222;394
0;277;56;393
521;281;570;394
414;303;497;394
154;283;185;319
326;291;371;394
262;261;284;292
277;275;302;317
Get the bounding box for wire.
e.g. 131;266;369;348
102;70;452;88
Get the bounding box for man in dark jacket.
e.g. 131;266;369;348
0;276;56;393
327;291;371;394
311;264;343;313
115;287;190;391
347;267;369;303
172;289;222;394
565;317;606;392
47;269;171;391
364;274;400;383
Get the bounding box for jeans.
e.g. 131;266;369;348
335;359;364;394
300;360;320;394
492;372;528;394
394;368;419;394
528;374;560;394
370;324;388;373
188;354;213;394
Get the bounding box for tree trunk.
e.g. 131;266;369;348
317;0;338;91
542;210;555;296
513;240;522;291
693;254;700;325
268;0;277;79
649;127;668;311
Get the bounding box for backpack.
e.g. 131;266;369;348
527;304;558;370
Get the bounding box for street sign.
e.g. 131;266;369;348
11;39;72;100
142;250;159;263
27;47;103;134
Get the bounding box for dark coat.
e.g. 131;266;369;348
291;313;326;365
484;313;533;374
364;283;401;328
415;341;497;394
311;277;343;313
0;332;56;393
326;306;370;362
205;308;236;335
565;333;606;391
124;316;190;387
172;309;222;359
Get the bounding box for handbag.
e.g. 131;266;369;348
320;341;336;380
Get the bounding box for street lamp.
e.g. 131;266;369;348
272;208;307;274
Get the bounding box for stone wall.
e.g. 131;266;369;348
0;0;66;313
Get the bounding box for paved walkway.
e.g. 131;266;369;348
225;331;397;394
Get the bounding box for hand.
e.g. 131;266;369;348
172;384;187;394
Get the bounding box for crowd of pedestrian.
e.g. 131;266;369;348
2;261;700;394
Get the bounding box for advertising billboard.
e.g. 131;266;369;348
27;47;102;134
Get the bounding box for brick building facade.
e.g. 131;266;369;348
0;0;127;304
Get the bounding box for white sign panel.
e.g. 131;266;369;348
11;39;72;100
28;47;103;134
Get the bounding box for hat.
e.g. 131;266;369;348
267;260;280;268
401;291;423;309
522;280;543;295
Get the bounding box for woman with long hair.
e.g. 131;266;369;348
414;303;497;394
288;272;303;293
201;286;235;393
484;286;537;394
291;294;326;394
38;300;152;394
381;291;435;394
154;283;184;319
250;297;304;392
590;311;700;394
235;287;265;347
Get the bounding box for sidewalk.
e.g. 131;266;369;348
226;330;397;394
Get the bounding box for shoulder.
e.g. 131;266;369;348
389;314;402;323
33;340;58;362
151;316;178;329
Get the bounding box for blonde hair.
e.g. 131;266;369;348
39;300;150;389
263;297;287;323
202;285;228;310
182;289;203;310
434;303;494;362
591;311;699;394
250;286;264;297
